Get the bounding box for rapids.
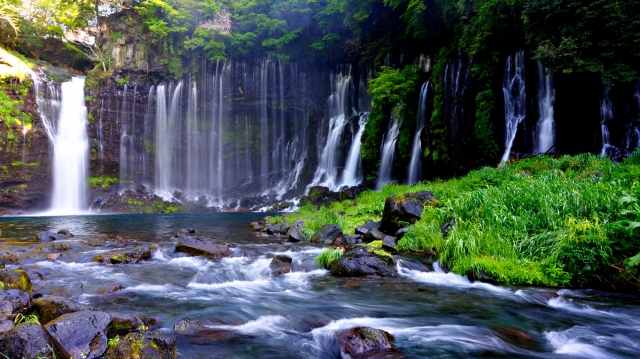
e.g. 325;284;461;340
0;213;638;358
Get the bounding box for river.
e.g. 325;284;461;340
0;213;638;358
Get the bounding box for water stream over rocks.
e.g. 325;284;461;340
0;213;639;358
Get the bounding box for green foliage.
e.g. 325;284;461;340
315;248;344;269
473;89;499;164
288;154;640;287
87;176;119;189
362;65;420;181
14;313;40;325
108;335;120;347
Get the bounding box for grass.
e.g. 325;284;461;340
315;248;344;269
87;176;119;189
283;153;640;288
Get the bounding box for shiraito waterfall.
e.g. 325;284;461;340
117;57;312;204
500;51;526;163
377;105;403;189
39;77;89;214
407;82;432;185
307;66;372;192
600;84;613;155
340;113;368;188
535;63;556;154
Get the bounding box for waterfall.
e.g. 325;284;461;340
309;70;354;190
407;82;431;185
535;63;556;154
44;77;89;214
600;84;613;155
377;110;402;190
339;113;368;188
154;83;171;192
500;51;526;163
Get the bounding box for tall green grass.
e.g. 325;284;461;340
284;152;640;287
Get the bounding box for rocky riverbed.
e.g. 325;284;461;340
0;213;638;358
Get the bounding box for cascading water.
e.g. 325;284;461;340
339;113;367;188
407;82;432;185
309;70;354;190
600;84;613;155
535;63;556;154
500;51;526;163
376;105;403;190
42;77;89;214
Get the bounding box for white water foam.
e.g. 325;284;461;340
205;315;289;335
545;327;624;358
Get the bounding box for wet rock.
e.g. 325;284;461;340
362;228;386;243
394;227;409;240
308;186;330;197
103;332;176;359
466;269;496;284
0;323;70;359
0;289;31;319
330;248;397;277
262;216;273;222
27;296;88;324
288;219;304;231
266;224;287;235
310;224;343;245
44;310;112;359
242;250;262;258
270;255;293;275
286;226;306;242
108;314;145;336
341;186;361;200
381;191;436;233
363;220;382;231
382;236;397;252
173;318;203;334
57;229;74;237
336;326;397;358
440;219;456;237
174;228;196;238
36;231;69;242
47;253;61;260
492;327;539;350
97;284;125;295
0;269;32;294
249;222;266;231
355;226;369;235
333;235;362;247
175;237;233;259
0;319;13;334
91;246;152;264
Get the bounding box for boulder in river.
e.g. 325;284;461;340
174;228;196;238
0;289;31;320
36;231;70;242
44;310;112;359
0;269;32;294
249;222;266;231
57;229;74;237
330;248;397;277
492;327;539;350
286;226;306;242
0;323;70;359
270;254;293;275
310;224;343;245
362;228;386;243
175;237;233;259
382;236;397;252
27;296;88;324
103;332;177;359
333;234;362;247
0;320;13;335
91;246;152;264
108;314;145;336
381;191;435;233
335;326;398;358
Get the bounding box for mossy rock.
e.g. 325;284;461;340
0;269;32;295
103;332;176;359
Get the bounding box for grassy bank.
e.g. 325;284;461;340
282;153;640;289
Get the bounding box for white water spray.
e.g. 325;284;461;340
407;82;431;185
500;51;526;164
535;63;556;154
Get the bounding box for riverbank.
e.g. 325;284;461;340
277;153;640;290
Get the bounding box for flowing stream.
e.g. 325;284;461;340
0;214;638;358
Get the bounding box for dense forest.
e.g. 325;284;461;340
2;0;640;185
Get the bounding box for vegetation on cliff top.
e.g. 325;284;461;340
284;153;640;289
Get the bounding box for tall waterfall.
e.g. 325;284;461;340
377;105;403;189
500;51;526;163
44;78;89;214
600;84;613;155
339;113;368;188
535;63;556;154
309;70;354;190
407;82;431;185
